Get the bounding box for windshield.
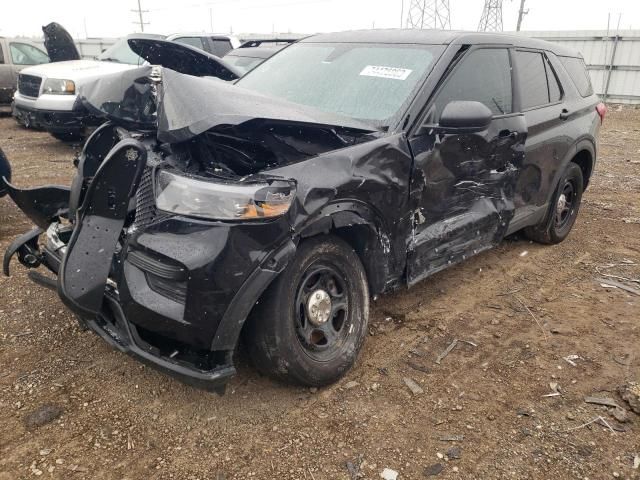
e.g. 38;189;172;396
224;55;264;75
237;42;443;126
97;38;145;65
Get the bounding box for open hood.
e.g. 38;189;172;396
42;22;80;62
128;37;241;81
78;65;378;143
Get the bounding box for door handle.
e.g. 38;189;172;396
559;108;570;120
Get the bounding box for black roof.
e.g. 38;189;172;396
301;29;581;57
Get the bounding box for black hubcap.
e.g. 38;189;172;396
555;180;575;229
294;263;350;360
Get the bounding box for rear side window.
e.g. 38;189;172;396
210;39;233;57
174;37;205;51
434;48;512;117
515;51;550;109
559;56;593;97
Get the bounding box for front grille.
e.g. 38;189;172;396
18;74;42;98
133;167;156;230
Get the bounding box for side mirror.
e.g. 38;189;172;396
438;100;493;133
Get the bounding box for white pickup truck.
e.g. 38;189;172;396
13;24;240;141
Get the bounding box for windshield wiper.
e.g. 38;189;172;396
99;57;121;63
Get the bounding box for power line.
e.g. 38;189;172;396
406;0;451;30
131;0;150;32
478;0;503;32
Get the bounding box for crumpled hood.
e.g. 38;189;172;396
77;65;378;143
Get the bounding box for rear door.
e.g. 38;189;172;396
510;49;572;224
407;46;527;284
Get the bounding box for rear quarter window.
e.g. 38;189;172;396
559;56;593;97
515;50;550;110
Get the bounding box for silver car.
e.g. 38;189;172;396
0;37;49;113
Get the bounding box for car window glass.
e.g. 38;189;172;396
545;56;562;102
9;42;50;65
210;39;233;57
238;42;443;126
97;38;144;65
433;48;512;117
515;50;549;109
0;43;4;63
174;37;205;51
224;55;263;74
559;56;593;97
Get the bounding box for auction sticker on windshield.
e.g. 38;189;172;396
359;65;413;80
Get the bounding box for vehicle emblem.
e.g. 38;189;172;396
125;148;139;162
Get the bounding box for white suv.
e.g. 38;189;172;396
13;28;240;141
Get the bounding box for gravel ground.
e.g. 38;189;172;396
0;108;639;480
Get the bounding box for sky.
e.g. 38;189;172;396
0;0;638;39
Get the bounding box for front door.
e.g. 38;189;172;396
407;46;526;285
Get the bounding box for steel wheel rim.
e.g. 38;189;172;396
294;262;351;361
555;180;575;229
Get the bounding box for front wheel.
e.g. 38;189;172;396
524;162;584;244
246;235;369;386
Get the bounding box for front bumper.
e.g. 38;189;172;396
2;136;295;391
12;94;99;133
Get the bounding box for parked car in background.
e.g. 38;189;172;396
12;25;240;141
169;33;241;57
223;38;298;75
0;36;49;113
3;30;604;392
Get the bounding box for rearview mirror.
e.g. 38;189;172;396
438;100;493;133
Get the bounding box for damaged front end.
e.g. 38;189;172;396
3;66;376;392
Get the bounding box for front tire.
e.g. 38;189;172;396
524;162;584;244
246;235;369;386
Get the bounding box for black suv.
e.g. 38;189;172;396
2;30;605;392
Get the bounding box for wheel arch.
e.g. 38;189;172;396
297;202;394;297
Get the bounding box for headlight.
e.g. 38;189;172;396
155;170;295;220
42;78;75;95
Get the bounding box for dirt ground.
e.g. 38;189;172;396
0;108;639;480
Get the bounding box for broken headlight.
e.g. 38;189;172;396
42;78;75;95
155;170;295;220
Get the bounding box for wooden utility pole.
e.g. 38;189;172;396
516;0;528;31
131;0;149;32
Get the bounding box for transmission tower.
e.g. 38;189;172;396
478;0;503;32
406;0;451;30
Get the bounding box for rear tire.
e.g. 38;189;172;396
524;162;584;244
246;235;369;386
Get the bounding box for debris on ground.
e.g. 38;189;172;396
618;382;640;414
380;467;398;480
403;377;424;395
595;278;640;296
584;396;621;409
435;339;458;365
344;381;359;390
424;463;444;476
543;382;561;397
24;404;63;429
407;360;431;374
438;435;464;442
633;454;639;470
563;354;580;366
446;446;462;460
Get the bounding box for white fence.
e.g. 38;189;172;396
518;30;640;105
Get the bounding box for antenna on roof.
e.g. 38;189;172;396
406;0;451;29
478;0;503;32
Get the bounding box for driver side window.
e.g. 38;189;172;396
433;48;512;119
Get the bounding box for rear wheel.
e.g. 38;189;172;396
524;162;584;244
246;235;369;386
